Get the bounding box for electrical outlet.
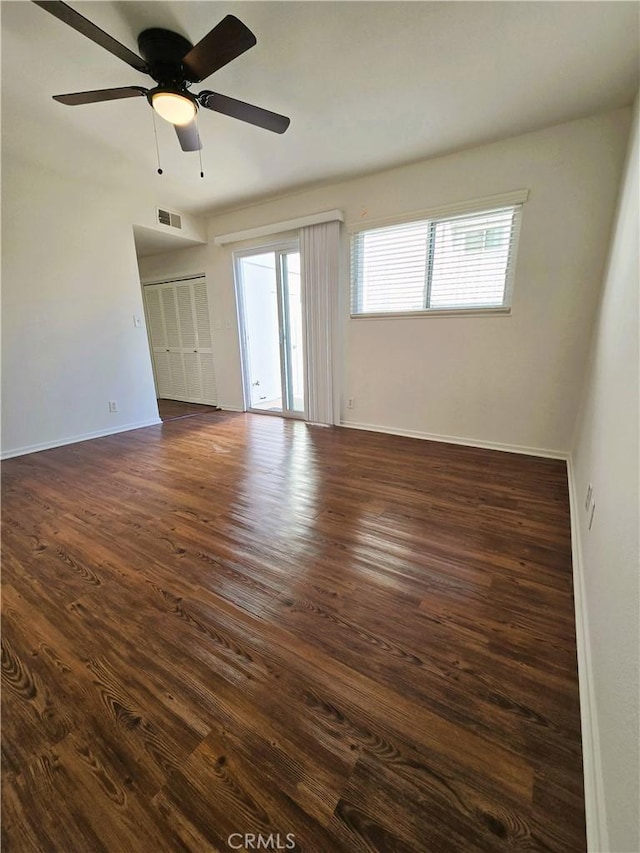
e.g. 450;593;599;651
347;397;354;409
585;483;593;510
108;400;118;413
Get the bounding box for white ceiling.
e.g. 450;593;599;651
2;1;638;216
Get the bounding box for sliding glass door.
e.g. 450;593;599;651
236;243;305;417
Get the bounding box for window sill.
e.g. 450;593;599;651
349;307;512;320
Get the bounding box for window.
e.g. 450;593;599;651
350;203;523;316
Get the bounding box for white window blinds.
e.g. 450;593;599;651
351;204;523;316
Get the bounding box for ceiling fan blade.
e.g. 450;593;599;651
32;1;148;73
174;120;202;152
53;86;148;106
182;15;256;83
199;91;290;134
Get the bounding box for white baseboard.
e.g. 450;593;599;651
567;456;609;853
339;419;569;460
0;418;162;460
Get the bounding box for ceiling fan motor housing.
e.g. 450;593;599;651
137;28;194;88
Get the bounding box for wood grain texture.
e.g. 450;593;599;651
157;399;220;422
1;410;585;852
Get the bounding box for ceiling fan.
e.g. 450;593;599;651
33;1;291;153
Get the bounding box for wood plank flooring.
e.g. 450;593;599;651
157;399;220;422
1;412;585;852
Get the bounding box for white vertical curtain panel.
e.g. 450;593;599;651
300;220;341;425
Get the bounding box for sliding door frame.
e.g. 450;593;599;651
233;240;307;420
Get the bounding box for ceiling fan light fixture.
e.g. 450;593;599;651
151;90;197;125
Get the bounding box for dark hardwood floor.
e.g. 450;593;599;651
157;399;220;422
1;412;585;852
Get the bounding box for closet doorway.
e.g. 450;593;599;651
142;276;218;406
235;244;305;418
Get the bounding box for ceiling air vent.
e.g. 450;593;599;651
157;209;182;229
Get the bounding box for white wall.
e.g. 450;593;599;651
22;108;626;459
571;96;639;852
1;156;165;457
192;108;630;454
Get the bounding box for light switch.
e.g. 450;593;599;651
133;315;142;328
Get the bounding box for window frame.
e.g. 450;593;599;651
348;190;528;319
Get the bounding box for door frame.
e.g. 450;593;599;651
141;273;217;405
233;240;307;420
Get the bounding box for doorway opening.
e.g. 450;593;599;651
142;275;218;409
235;244;305;418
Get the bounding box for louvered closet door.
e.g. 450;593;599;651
144;285;173;398
143;278;218;405
192;279;217;402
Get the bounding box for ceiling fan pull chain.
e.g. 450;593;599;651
198;129;204;178
151;109;163;175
